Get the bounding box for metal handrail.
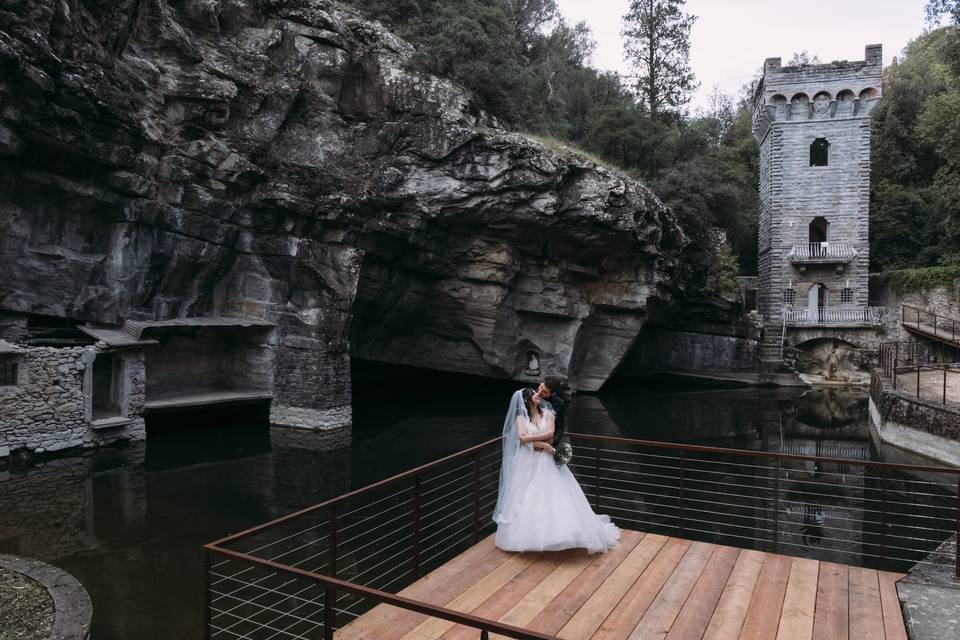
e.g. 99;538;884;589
209;545;553;640
783;306;884;326
902;304;960;344
205;432;960;639
788;241;857;261
208;436;502;548
566;432;960;475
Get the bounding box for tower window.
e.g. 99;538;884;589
810;138;829;166
840;288;854;304
783;289;796;306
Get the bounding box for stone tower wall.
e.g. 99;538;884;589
754;45;883;321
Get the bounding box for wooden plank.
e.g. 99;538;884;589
592;538;693;640
812;562;847;640
848;567;884;640
702;549;765;640
664;545;741;640
877;571;907;640
401;553;537;639
557;533;669;640
776;558;819;640
527;530;645;636
627;540;716;640
492;551;595;638
738;553;792;640
440;551;572;640
338;536;514;640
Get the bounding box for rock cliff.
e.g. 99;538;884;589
0;0;683;433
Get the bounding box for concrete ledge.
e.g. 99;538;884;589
0;554;91;640
869;397;960;468
897;535;960;640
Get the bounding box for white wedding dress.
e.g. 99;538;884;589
494;401;620;554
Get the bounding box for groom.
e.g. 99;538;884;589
536;375;571;448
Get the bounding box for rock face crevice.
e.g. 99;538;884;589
0;0;684;437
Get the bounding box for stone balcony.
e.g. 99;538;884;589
783;306;884;327
788;242;857;271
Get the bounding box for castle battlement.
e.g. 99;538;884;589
752;45;883;141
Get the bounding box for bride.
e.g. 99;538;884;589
493;388;620;553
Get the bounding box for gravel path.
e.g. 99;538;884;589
0;567;54;640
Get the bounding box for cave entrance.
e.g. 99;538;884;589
140;319;276;416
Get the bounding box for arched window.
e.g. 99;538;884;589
859;87;878;100
791;93;809;105
810;138;829;166
837;90;855;101
809;217;829;243
770;94;787;105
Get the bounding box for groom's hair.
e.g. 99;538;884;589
544;376;569;397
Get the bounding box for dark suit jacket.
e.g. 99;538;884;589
543;395;568;448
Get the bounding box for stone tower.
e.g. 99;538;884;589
752;45;883;328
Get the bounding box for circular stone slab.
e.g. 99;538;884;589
0;554;92;640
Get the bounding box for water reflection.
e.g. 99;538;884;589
0;373;951;640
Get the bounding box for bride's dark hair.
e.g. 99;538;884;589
522;387;538;418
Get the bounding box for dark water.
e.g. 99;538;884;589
0;368;947;639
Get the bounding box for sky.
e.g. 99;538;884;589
554;0;933;111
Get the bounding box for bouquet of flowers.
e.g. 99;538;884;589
553;438;573;466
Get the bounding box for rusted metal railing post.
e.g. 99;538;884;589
473;453;481;544
203;551;212;640
677;451;686;538
880;475;888;562
772;458;781;553
894;343;899;389
413;474;422;579
324;504;338;640
593;441;600;510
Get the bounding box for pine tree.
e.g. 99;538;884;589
622;0;698;119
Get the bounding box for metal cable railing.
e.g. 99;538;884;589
877;339;960;405
204;433;960;640
902;304;960;344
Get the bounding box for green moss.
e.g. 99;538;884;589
796;355;819;373
871;267;960;296
522;133;624;173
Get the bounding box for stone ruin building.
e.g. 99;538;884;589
752;44;885;370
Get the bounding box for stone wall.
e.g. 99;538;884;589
870;276;960;343
0;344;145;457
620;326;759;374
869;373;960;466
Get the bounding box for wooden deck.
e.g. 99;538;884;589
335;530;907;640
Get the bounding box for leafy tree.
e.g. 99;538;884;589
622;0;698;119
786;51;822;66
927;0;960;24
870;26;960;269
